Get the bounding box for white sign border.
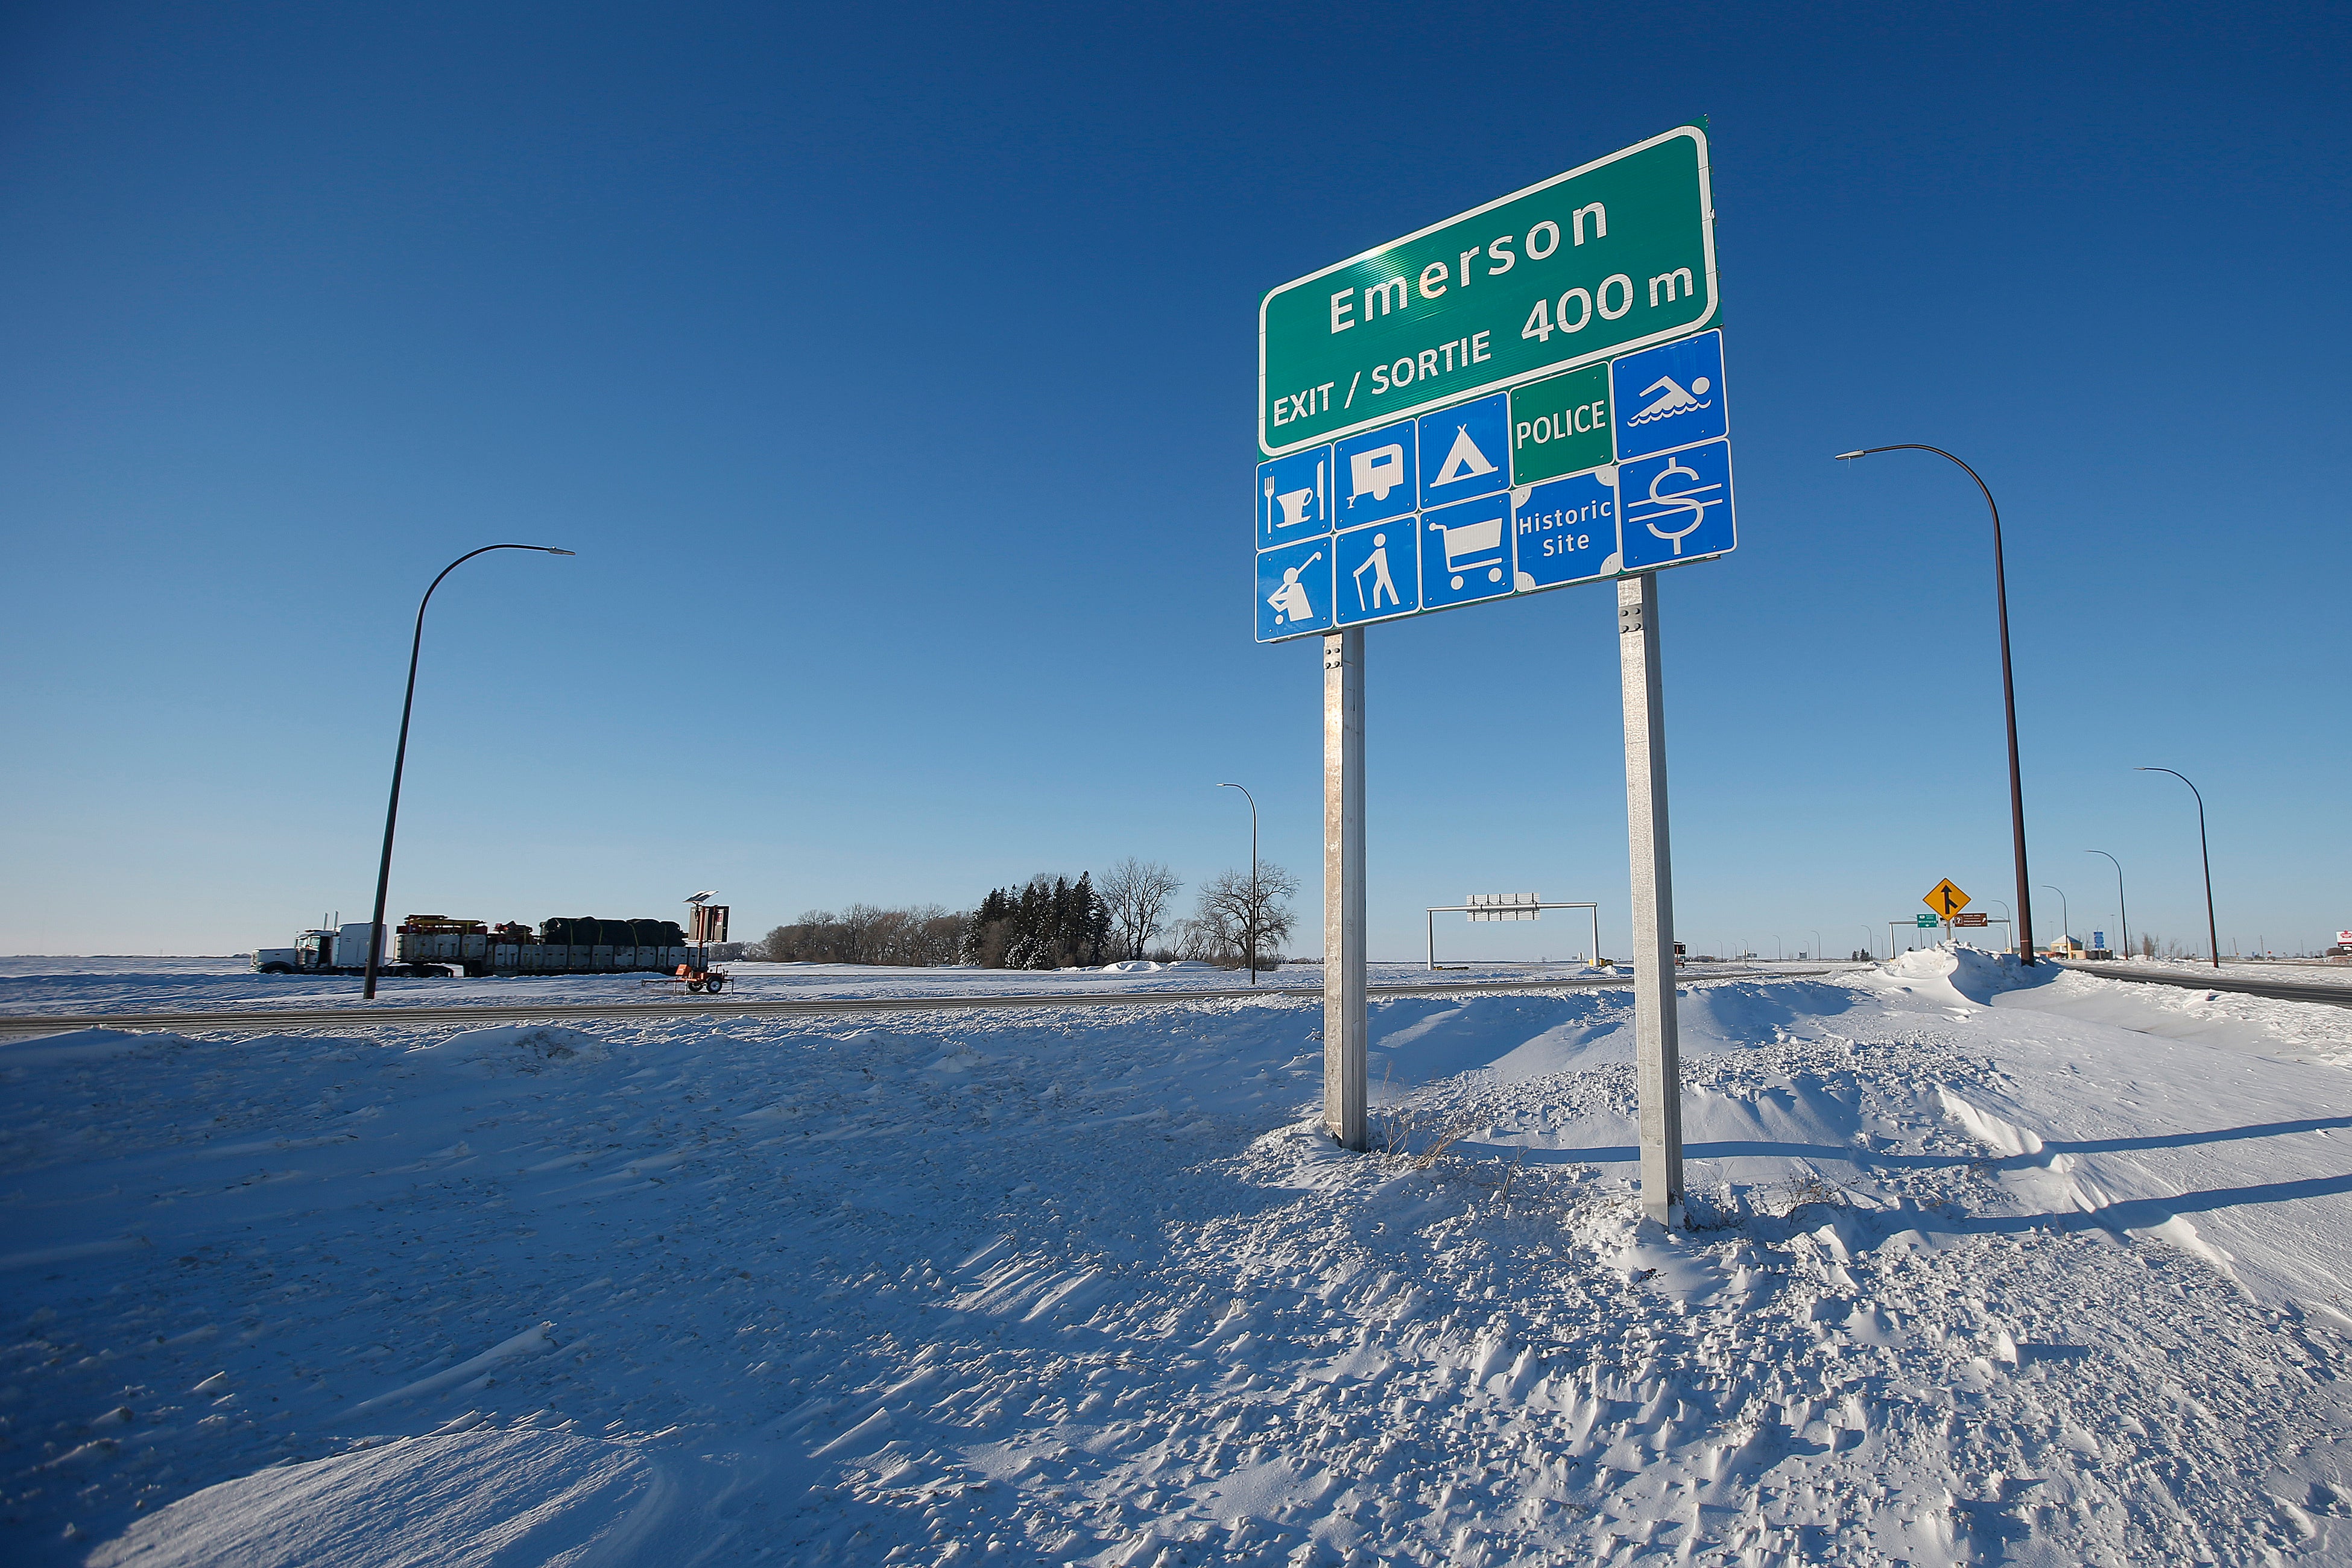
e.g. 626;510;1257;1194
1258;124;1718;459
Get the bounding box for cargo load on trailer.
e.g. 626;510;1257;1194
252;914;692;978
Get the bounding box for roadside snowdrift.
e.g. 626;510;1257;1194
5;957;2352;1565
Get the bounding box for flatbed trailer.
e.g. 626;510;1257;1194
253;914;692;979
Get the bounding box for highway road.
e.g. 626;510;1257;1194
0;964;1876;1042
0;974;1627;1042
2061;961;2352;1010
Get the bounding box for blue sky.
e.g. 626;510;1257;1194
2;2;2344;958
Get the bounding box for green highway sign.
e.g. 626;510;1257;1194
1259;125;1718;457
1917;914;1941;928
1508;362;1613;485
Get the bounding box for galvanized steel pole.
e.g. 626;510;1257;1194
1218;782;1259;985
2087;850;2128;959
1322;629;1366;1151
2041;884;2069;948
1617;573;1683;1225
364;544;574;1001
1835;446;2035;964
2137;768;2219;969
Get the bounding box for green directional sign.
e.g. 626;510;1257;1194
1259;125;1718;458
1508;362;1613;485
1917;914;1941;928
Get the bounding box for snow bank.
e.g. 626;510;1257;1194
11;966;2352;1564
0;1026;175;1068
1862;941;2059;1005
408;1025;610;1074
86;1428;668;1568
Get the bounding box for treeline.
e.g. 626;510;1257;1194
750;855;1298;972
756;904;963;966
959;873;1112;969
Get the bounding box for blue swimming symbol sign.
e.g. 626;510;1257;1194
1608;330;1727;461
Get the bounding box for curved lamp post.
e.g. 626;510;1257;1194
2040;884;2069;950
2136;767;2219;969
1809;929;1822;963
1859;923;1876;960
1834;446;2034;964
2085;850;2128;959
1218;782;1259;986
364;544;575;999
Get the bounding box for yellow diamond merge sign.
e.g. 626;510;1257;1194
1922;879;1971;919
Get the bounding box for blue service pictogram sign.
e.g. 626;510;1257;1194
1333;521;1417;627
1609;329;1725;461
1415;394;1510;508
1255;333;1732;641
1257;536;1332;640
1332;419;1417;530
1420;493;1514;610
1511;471;1619;590
1257;446;1331;549
1617;441;1734;570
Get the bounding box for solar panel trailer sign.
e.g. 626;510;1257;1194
1256;125;1734;643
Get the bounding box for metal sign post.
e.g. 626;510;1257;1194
1261;123;1735;1219
1323;628;1367;1151
1617;572;1683;1225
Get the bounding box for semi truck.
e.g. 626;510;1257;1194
253;914;692;979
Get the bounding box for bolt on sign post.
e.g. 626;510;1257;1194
1259;123;1729;1224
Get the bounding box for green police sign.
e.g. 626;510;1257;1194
1259;125;1718;458
1508;362;1613;485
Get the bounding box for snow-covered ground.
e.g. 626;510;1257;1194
6;949;2352;1565
2091;956;2352;989
0;958;1841;1022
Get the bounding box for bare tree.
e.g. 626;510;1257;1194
1187;862;1299;970
1099;858;1183;960
759;903;966;966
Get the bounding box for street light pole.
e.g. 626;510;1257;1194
1809;929;1821;963
2041;884;2069;949
1218;782;1259;986
1834;446;2035;964
1858;924;1875;960
364;544;575;1000
2136;767;2220;969
2086;850;2128;959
